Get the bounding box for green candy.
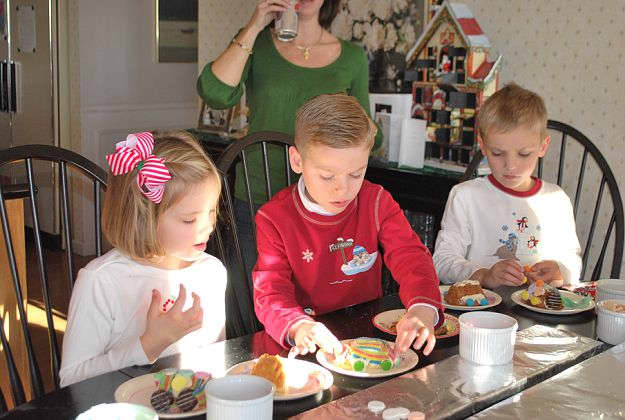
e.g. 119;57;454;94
353;360;365;371
380;360;393;371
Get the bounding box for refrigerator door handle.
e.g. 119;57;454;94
10;61;20;113
0;60;7;113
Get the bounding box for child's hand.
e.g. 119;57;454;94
393;306;437;357
140;284;203;361
482;259;524;288
288;321;342;358
527;260;563;287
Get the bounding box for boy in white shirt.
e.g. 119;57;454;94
433;83;582;288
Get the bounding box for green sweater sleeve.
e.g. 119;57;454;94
196;44;252;110
350;48;383;151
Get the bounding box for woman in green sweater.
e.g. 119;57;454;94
197;0;380;291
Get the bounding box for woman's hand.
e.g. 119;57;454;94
247;0;292;33
393;305;437;357
140;284;203;361
288;320;343;358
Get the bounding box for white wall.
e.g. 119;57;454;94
74;0;199;254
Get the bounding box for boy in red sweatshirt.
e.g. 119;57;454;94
253;94;444;358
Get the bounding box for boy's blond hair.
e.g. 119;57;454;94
102;130;220;260
477;83;548;142
294;94;377;153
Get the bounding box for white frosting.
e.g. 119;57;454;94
460;294;486;303
456;279;481;287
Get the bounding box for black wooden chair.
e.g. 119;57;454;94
0;145;107;410
211;131;295;338
460;120;624;281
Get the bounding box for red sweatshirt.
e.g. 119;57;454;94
253;180;444;346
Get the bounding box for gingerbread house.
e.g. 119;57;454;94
405;1;501;171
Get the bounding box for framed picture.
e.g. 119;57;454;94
198;102;233;134
155;0;197;62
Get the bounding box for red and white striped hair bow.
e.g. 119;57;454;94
106;131;172;204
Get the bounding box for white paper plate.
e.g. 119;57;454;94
511;289;595;315
372;309;460;339
225;357;333;401
316;338;419;378
440;285;502;311
114;373;205;419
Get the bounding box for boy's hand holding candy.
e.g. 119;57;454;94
140;284;203;361
393;305;437;357
287;320;343;359
526;260;564;287
474;259;524;288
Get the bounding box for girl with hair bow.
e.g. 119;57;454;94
60;130;227;387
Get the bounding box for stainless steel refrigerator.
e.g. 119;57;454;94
1;0;60;236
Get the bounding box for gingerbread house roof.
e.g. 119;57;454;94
406;1;492;66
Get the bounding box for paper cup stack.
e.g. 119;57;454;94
459;312;518;365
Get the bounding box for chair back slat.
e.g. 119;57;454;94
261;142;272;200
284;145;292;185
0;314;26;411
581;177;606;280
0;144;107;405
95;181;103;257
572;149;588;218
59;162;75;290
592;212;616;281
22;159;47;398
0;388;7;414
556;132;567;186
215;131;295;337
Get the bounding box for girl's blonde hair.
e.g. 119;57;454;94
102;130;221;259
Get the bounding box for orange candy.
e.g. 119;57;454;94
535;279;544;287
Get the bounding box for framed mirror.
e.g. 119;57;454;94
155;0;197;62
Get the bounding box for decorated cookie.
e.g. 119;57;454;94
150;389;173;413
343;338;399;372
174;388;198;412
150;369;209;414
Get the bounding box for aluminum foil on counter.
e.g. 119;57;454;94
292;325;608;420
469;342;625;419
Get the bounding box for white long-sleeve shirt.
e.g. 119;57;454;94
60;249;226;387
433;176;582;286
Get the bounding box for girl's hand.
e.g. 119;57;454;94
247;0;292;33
482;259;524;288
288;320;342;358
393;306;437;357
140;284;203;361
528;260;563;287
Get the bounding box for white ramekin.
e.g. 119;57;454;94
459;312;518;365
596;299;625;345
596;279;625;303
204;375;274;420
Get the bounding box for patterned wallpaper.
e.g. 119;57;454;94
461;0;625;277
197;0;625;278
197;0;256;69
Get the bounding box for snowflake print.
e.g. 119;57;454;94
302;249;314;263
502;225;509;231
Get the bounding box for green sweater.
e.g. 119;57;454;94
197;27;380;204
